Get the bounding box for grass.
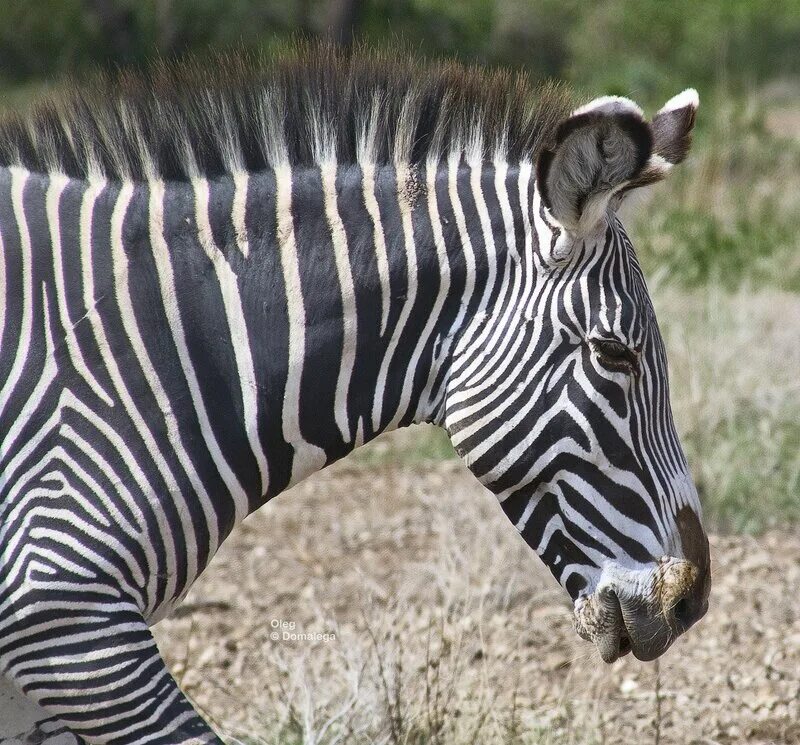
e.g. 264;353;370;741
655;284;800;533
172;462;679;745
156;454;800;745
632;93;800;291
221;623;595;745
348;427;456;468
208;493;612;745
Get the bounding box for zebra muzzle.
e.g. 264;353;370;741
573;557;709;663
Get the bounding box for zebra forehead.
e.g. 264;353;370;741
0;42;575;182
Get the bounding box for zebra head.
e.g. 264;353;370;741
444;90;709;663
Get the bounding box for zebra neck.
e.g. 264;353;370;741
242;158;521;495
263;160;505;489
0;161;513;516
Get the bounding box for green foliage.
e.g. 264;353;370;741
688;403;800;534
360;0;495;62
567;0;800;104
636;207;800;292
632;94;800;292
2;0;798;94
0;0;299;84
349;426;456;467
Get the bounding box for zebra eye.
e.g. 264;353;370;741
590;338;640;376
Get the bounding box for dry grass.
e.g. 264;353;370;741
654;285;800;532
630;92;800;292
151;453;800;744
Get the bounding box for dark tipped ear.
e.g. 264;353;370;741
536;96;652;233
623;89;699;191
651;88;698;165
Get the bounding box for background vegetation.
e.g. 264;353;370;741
1;1;798;533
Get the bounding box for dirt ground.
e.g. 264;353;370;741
152;445;800;745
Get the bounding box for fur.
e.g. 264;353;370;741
0;42;575;182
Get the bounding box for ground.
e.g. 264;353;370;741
152;435;800;745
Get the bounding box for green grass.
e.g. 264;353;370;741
636;205;800;291
348;425;457;468
688;405;800;533
656;285;800;534
633;94;800;291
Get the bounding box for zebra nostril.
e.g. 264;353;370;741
660;557;710;633
672;597;691;626
669;586;708;630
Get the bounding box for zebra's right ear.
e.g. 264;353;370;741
536;96;653;233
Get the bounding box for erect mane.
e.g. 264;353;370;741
0;42;575;182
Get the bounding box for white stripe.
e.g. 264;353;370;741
232;170;250;258
321;162;357;443
149;179;249;524
361;162;391;336
194;177;270;498
47;174;115;406
274;164;326;483
0;169;33;415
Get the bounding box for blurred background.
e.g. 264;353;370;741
2;3;800;742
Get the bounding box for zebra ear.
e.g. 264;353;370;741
536;96;653;233
652;88;698;165
622;89;699;191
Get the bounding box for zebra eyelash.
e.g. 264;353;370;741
589;337;641;376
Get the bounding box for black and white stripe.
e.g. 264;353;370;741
0;49;707;742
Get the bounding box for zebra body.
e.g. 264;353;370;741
0;159;503;625
0;50;709;742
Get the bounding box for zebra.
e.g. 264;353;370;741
0;46;709;743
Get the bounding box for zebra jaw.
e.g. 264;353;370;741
573;557;701;663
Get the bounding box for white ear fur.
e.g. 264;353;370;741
536;89;699;235
573;95;644;119
657;88;699;116
629;88;699;186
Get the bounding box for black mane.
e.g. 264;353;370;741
0;42;575;182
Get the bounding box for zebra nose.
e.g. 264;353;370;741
664;559;710;632
617;558;710;661
575;556;711;663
